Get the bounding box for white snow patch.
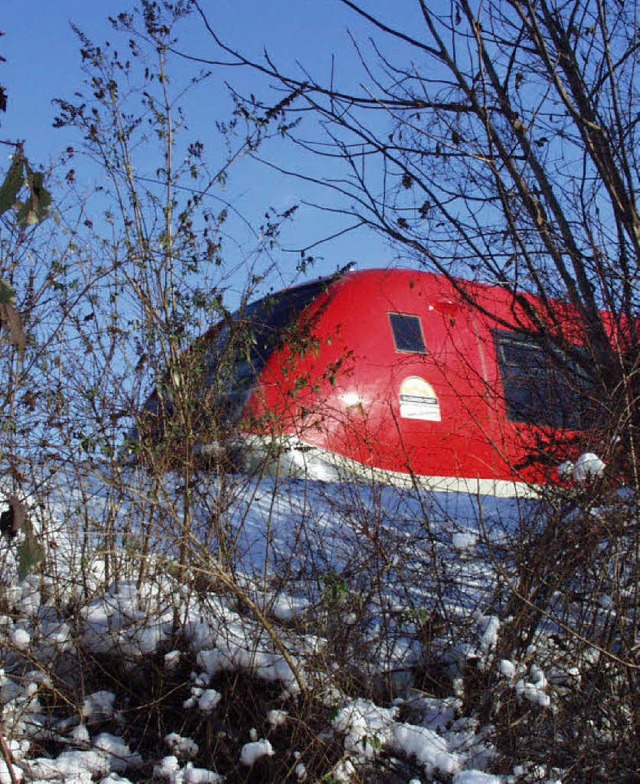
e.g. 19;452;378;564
573;453;606;482
82;690;117;722
270;593;310;621
196;644;303;695
154;755;181;780
334;699;396;760
11;628;31;650
479;615;500;658
197;689;222;713
25;749;111;781
165;733;199;760
452;770;504;783
0;759;23;784
99;774;135;784
93;733;142;773
394;723;461;777
499;659;516;679
182;762;223;782
452;531;478;551
240;739;274;766
516;665;551;708
70;723;90;744
164;650;181;670
153;756;220;782
267;709;288;728
557;460;574;479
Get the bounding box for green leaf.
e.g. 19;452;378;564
16;519;44;580
17;536;44;580
4;500;44;580
0;155;25;216
0;278;16;304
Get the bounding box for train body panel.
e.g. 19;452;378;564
222;269;594;493
143;268;599;495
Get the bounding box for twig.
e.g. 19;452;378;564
0;731;20;784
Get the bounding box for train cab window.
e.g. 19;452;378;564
206;280;329;378
494;331;595;430
389;313;427;354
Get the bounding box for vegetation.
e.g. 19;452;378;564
194;0;640;475
0;2;637;782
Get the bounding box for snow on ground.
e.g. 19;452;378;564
0;458;629;782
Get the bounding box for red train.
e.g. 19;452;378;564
145;267;600;496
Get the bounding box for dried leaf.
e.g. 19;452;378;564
16;169;52;227
0;301;26;354
0;496;26;539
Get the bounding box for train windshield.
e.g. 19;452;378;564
206;278;333;414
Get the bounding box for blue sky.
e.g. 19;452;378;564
1;1;427;294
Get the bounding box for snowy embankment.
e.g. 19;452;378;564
0;457;633;783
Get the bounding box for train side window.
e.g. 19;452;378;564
389;313;427;354
494;331;594;429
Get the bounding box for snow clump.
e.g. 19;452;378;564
515;664;551;708
559;452;606;482
333;697;463;777
573;452;606;482
154;755;223;782
452;531;478;551
240;738;274;766
165;733;199;760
